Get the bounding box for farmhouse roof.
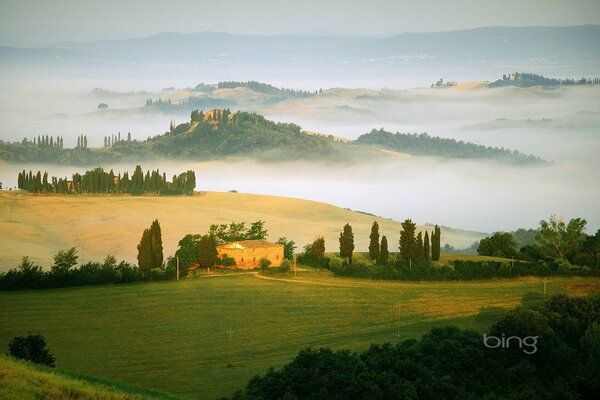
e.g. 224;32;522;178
219;240;282;249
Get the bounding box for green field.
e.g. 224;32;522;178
0;355;181;400
1;271;597;399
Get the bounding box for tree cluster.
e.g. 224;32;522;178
0;252;165;291
17;165;196;195
208;220;268;245
491;72;600;88
355;128;544;164
226;294;600;400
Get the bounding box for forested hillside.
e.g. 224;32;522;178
355;128;545;164
0;110;546;165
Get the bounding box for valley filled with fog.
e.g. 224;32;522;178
1;76;599;238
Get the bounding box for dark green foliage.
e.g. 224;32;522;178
276;237;296;261
339;223;354;263
424;231;430;260
198;234;218;269
378;235;389;264
490;72;600;88
399;219;418;263
431;225;441;262
208;220;268;245
216;81;316;98
297;242;330;269
8;334;55;368
150;220;164;268
536;216;587;261
0;254;149;290
17;165;195;195
368;221;380;263
355;128;544;164
225;294;600;400
137;220;163;272
478;232;518;258
170;234;201;277
311;237;325;259
259;257;272;271
137;228;153;271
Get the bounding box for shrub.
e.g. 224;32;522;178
259;257;272;271
8;334;55;367
280;258;292;272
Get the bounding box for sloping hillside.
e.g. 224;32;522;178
0;191;486;270
0;356;180;400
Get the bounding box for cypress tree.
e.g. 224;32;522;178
339;223;354;264
432;225;441;262
399;219;417;267
368;221;380;263
137;228;152;271
424;231;430;260
379;235;389;264
150;219;163;268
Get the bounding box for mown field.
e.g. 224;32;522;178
1;270;597;399
0;191;486;271
0;355;182;400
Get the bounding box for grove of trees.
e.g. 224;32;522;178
17;165;196;195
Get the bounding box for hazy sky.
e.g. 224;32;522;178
2;0;600;38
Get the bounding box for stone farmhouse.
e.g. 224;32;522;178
217;240;284;269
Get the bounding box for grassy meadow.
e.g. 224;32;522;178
1;269;596;399
0;355;182;400
0;191;486;271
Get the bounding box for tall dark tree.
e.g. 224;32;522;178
150;219;164;268
379;235;389;264
137;228;153;271
368;221;380;263
339;223;354;263
424;231;430;260
312;237;326;259
198;234;218;269
431;225;441;262
399;219;418;267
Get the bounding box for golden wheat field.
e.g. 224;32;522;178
0;191;485;270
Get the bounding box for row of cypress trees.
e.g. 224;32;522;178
339;220;441;265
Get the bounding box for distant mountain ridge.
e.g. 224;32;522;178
1;25;598;84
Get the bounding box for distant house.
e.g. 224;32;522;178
217;240;284;269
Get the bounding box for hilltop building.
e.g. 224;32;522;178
217;240;284;269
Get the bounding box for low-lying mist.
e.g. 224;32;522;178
1;156;598;236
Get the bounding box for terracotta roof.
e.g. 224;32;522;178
219;240;282;249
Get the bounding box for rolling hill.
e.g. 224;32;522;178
0;355;181;400
0;191;486;270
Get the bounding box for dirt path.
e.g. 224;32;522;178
253;273;363;288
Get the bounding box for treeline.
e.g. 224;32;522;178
355;128;545;164
17;165;196;195
25;135;64;149
225;294;600;400
216;81;319;98
298;220;442;271
0;251;173;291
478;216;600;267
298;216;600;281
490;72;600;88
